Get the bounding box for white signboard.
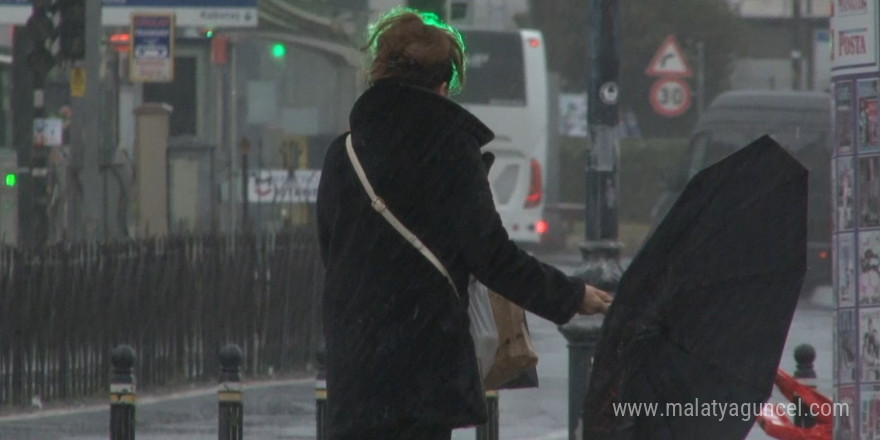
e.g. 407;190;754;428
831;0;879;74
248;170;321;203
558;93;588;138
645;35;693;78
130;13;175;83
33;118;64;147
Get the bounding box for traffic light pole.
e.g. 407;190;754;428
13;1;56;247
11;26;36;247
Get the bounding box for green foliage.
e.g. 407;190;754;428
527;0;747;137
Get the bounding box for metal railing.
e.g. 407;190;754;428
0;230;324;407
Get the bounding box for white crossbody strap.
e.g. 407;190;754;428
345;134;460;298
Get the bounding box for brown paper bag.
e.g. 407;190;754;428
483;290;539;390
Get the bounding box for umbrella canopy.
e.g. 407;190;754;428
582;135;808;439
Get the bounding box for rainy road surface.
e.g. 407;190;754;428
0;253;833;440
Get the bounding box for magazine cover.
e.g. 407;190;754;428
841;309;858;384
861;384;880;439
862;308;880;382
859;156;880;228
862;231;880;306
858;78;880;152
837;385;856;440
838;81;854;154
840;233;857;308
839;157;857;231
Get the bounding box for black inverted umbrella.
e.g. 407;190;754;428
581;135;808;440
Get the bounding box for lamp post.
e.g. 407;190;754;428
557;1;621;438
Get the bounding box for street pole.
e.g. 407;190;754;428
16;2;57;248
557;1;622;438
68;0;103;241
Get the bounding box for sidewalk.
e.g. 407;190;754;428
0;294;833;440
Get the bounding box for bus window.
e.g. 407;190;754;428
457;31;526;107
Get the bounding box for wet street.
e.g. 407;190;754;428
0;252;834;440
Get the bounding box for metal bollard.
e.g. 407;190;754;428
792;343;817;428
476;390;499;440
558;320;602;440
315;347;327;440
110;344;136;440
218;344;244;440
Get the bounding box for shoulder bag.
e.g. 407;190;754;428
344;134;537;389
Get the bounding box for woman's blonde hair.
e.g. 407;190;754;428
364;7;466;95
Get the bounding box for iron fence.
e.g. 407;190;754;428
0;230;324;407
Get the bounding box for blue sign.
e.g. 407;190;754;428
0;0;258;27
130;12;173;82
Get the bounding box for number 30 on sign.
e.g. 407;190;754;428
649;77;692;117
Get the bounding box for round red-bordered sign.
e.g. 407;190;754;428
649;77;692;117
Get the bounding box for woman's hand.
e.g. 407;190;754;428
579;284;613;315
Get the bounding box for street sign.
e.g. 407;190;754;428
649;77;691;117
645;35;693;78
130;12;174;83
248;169;321;204
0;0;258;27
70;67;86;97
33;118;64;147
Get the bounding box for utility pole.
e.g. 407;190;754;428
558;1;622;438
67;0;103;240
580;0;623;289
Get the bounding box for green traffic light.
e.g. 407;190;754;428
205;30;214;38
272;43;286;58
4;173;15;187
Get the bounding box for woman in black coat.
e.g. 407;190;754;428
316;8;612;440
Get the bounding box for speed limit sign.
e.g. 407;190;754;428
649;77;692;117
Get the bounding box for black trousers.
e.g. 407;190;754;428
334;424;452;440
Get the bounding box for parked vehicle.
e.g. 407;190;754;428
651;90;832;293
456;29;549;245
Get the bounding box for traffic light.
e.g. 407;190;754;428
3;173;15;188
56;0;85;61
271;43;286;59
25;2;56;76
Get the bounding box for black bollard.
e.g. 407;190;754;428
558;320;602;440
315;346;327;440
792;344;817;428
476;390;499;440
218;344;244;440
110;344;136;440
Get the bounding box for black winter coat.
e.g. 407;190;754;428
316;81;583;436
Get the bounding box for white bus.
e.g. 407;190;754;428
456;29;549;245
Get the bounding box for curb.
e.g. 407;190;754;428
0;377;314;423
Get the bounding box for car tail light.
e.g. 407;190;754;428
525;159;542;208
535;219;548;234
